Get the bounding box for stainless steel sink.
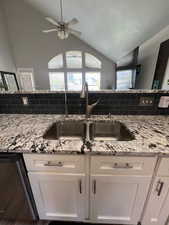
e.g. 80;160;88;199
90;121;135;141
43;120;134;142
43;121;85;140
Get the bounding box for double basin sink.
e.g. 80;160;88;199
43;120;135;142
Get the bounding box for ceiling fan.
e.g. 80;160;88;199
42;0;81;40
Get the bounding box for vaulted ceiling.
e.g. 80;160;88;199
23;0;169;61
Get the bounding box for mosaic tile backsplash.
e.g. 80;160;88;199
0;92;169;115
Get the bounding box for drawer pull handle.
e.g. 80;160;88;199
156;180;164;196
79;180;82;194
113;163;133;169
93;180;96;194
44;161;63;167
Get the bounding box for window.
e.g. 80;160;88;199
17;68;35;91
67;72;82;91
86;72;101;90
0;74;4;90
66;51;82;68
48;54;63;69
49;72;65;91
48;51;102;91
4;74;18;91
85;53;101;68
116;70;133;90
0;72;19;91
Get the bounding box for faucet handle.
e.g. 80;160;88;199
87;98;100;115
91;98;100;107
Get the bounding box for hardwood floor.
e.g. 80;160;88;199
0;220;49;225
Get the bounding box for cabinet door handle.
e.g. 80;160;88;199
93;180;96;194
113;163;133;169
156;180;164;196
44;161;63;167
79;180;82;194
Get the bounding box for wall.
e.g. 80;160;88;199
0;1;15;72
2;0;115;90
136;25;169;89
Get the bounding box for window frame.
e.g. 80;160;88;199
48;51;102;91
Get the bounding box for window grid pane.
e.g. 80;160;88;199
85;72;101;91
48;54;63;69
116;70;132;90
85;53;101;69
49;72;65;91
66;51;82;68
67;72;82;91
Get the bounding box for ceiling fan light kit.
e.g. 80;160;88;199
43;0;81;40
57;30;69;40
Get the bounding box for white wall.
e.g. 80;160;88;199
136;25;169;89
2;0;115;90
0;1;15;72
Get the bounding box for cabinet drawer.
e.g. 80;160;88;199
23;154;85;173
91;156;156;175
157;158;169;177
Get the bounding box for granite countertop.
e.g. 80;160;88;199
1;89;169;94
0;114;168;156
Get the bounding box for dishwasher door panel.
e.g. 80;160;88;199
0;154;38;221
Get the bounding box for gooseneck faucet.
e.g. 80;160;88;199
80;82;100;118
64;88;68;117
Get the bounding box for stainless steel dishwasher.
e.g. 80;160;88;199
0;153;38;221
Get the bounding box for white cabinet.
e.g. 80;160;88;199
142;158;169;225
90;175;151;225
24;154;157;224
29;172;86;221
142;177;169;225
90;156;156;225
24;154;87;221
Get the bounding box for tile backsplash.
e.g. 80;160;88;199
0;92;169;115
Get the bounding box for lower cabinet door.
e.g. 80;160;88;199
142;177;169;225
90;175;151;225
28;172;86;221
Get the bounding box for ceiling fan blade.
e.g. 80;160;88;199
67;18;78;26
45;17;60;26
42;29;58;33
69;28;81;36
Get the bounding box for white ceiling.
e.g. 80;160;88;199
24;0;169;62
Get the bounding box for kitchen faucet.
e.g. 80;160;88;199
64;89;68;117
80;82;100;118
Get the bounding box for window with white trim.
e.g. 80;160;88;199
48;51;102;91
49;72;65;91
17;68;35;91
48;54;63;69
116;70;135;90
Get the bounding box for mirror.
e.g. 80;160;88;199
2;0;169;93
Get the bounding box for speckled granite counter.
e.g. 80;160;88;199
0;114;169;156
